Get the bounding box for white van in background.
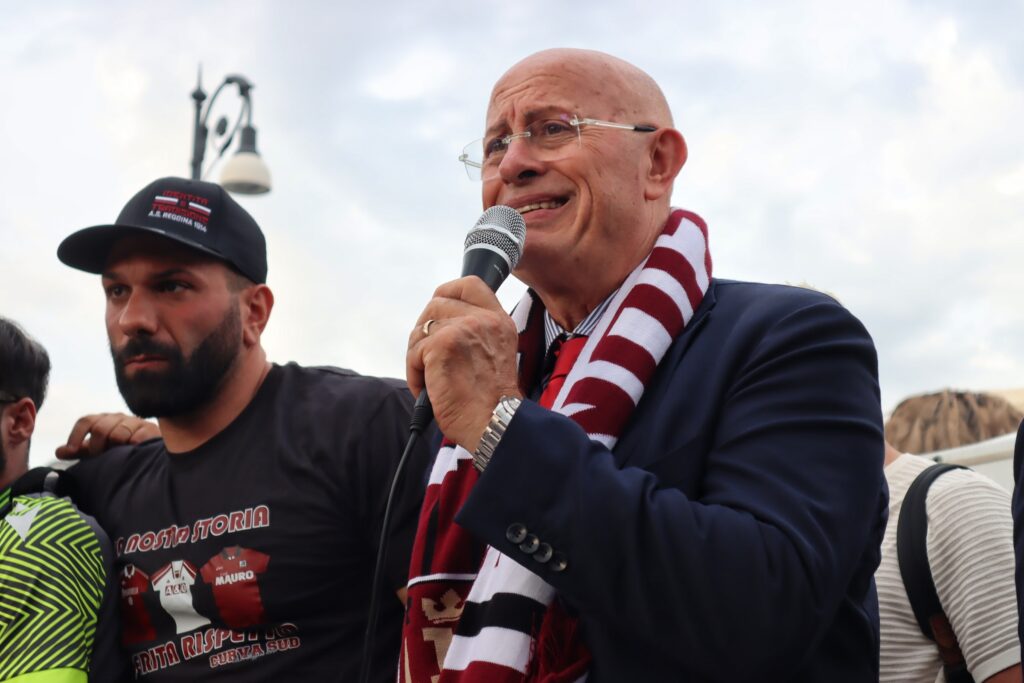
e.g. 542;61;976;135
926;431;1017;492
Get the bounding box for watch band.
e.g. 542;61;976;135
473;396;522;472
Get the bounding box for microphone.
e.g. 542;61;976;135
409;205;527;432
461;205;528;291
359;207;525;683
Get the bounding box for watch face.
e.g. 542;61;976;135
500;396;522;413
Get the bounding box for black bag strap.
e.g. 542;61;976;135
896;462;974;683
1;467;58;518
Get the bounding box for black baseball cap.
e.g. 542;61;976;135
57;177;268;283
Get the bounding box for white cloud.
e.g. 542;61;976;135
994;164;1024;196
363;45;457;102
0;0;1021;469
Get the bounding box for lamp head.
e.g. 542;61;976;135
220;125;271;195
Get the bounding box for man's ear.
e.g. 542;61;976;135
4;398;37;446
644;128;687;201
240;285;275;347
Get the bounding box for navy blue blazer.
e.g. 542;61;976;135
1011;419;1024;650
456;279;887;681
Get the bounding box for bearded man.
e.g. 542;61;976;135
401;49;888;681
57;177;430;681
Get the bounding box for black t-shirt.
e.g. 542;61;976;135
64;363;431;682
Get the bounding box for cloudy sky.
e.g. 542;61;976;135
1;0;1022;468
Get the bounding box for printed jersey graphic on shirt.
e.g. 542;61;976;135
152;560;210;634
200;546;271;628
0;490;105;680
121;564;157;644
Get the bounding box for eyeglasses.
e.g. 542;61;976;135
0;391;18;404
459;114;657;181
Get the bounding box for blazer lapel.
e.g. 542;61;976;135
612;280;719;469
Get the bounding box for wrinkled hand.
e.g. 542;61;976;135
408;276;522;451
55;413;161;460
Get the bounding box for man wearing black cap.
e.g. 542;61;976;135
57;177;430;681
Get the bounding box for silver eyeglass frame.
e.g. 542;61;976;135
458;114;657;181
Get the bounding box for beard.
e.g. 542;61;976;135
111;302;242;418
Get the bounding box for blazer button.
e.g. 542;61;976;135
519;534;540;554
550;552;568;572
533;542;553;563
506;523;528;544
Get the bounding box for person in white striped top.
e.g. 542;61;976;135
878;441;1020;682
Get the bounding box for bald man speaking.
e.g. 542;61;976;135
402;49;887;681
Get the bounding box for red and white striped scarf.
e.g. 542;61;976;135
400;209;712;683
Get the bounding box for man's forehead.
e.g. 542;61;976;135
103;235;223;275
485;49;671;130
486;54;624;127
487;73;602;130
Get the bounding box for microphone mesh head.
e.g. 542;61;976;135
464;205;527;268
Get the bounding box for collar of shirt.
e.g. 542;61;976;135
542;288;619;352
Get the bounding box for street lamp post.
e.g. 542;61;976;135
189;69;272;194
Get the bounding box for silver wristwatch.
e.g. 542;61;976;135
473;396;522;472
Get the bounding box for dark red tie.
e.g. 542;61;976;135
531;333;594;681
538;336;587;408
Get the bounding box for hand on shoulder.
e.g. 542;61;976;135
55;413;161;460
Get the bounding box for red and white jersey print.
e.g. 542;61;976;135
152;559;211;634
200;546;270;628
121;564;157;645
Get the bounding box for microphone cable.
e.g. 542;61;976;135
357;205;523;682
357;394;433;683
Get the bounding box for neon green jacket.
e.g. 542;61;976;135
0;469;122;682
